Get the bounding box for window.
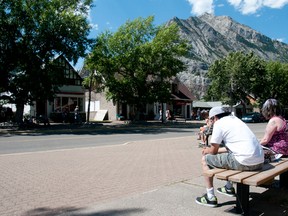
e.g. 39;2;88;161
54;56;83;86
53;97;84;112
53;97;61;112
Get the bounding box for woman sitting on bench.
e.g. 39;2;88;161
260;98;288;156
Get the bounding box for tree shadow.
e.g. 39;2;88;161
75;208;147;216
22;206;83;216
1;121;203;137
23;206;147;216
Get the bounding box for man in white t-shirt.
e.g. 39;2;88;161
195;106;264;207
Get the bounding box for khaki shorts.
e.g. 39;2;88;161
205;153;263;171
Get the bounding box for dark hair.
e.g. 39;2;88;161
261;99;282;119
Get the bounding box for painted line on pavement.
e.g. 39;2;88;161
0;136;192;157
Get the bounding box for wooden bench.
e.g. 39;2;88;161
203;158;288;215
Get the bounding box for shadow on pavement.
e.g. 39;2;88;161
22;206;83;216
0;121;204;137
23;207;147;216
248;187;288;216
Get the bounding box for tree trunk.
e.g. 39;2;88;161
15;102;25;124
86;76;92;123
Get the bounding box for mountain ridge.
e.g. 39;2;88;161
170;13;288;99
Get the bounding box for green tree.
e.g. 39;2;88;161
205;52;266;109
86;16;188;118
0;0;93;123
260;61;288;106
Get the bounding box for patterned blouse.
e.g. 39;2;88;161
266;116;288;155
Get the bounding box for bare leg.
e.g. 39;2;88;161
202;155;213;188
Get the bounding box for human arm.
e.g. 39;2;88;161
260;119;278;145
218;147;228;153
202;143;223;155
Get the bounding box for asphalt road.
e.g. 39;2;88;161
0;122;266;155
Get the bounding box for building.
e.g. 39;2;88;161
85;77;195;121
4;55;86;123
4;56;195;123
192;99;255;119
46;56;86;122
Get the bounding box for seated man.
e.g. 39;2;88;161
195;106;264;207
203;123;213;146
198;119;213;146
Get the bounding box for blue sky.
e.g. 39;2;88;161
75;0;288;69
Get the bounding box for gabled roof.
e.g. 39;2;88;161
54;55;83;86
177;82;196;100
171;77;196;102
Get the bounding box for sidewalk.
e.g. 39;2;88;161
0;125;287;216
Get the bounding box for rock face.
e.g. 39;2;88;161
169;13;288;99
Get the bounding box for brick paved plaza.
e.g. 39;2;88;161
0;136;202;216
1;124;287;216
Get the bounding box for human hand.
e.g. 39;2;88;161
202;147;208;155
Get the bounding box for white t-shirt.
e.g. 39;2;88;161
210;115;264;166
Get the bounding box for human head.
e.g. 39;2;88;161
209;106;231;121
202;110;209;119
261;99;281;119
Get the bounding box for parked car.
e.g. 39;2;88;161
241;112;263;123
259;113;267;122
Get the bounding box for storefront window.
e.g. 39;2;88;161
52;96;84;112
54;97;61;112
62;97;69;111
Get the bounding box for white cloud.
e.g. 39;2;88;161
187;0;288;15
227;0;242;8
90;23;99;30
87;9;98;30
263;0;288;8
186;0;214;16
227;0;288;14
240;0;262;14
276;38;285;42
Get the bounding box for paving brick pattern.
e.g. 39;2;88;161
0;136;202;216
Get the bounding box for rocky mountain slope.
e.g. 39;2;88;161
169;13;288;99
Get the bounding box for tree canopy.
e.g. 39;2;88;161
205;51;288;109
0;0;93;122
259;61;288;106
85;16;189;111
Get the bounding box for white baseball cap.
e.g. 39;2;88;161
209;106;227;119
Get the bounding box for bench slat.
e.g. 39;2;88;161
228;171;258;183
202;161;284;179
203;168;226;177
243;161;288;186
202;159;288;183
215;170;242;180
228;160;287;183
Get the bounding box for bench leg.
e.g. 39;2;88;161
236;183;250;215
280;171;288;188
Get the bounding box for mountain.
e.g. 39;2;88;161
169;13;288;99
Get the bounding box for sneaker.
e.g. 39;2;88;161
217;186;236;197
195;194;218;207
198;142;204;147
